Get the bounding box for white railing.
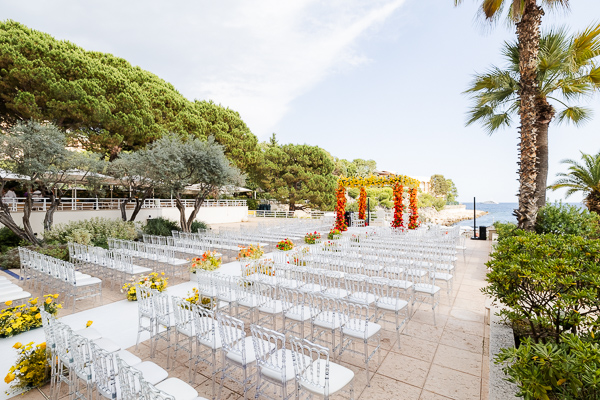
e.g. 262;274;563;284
1;197;247;212
250;210;296;218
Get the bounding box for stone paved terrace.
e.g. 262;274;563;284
5;236;493;400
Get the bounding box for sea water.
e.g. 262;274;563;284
453;202;585;228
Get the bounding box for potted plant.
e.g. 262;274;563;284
327;229;342;240
304;231;321;245
189;251;222;274
276;238;294;252
121;272;169;301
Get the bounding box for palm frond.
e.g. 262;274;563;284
589;66;600;86
571;23;600;66
555;106;593;125
481;0;506;21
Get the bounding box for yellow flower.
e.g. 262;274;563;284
20;366;27;373
45;298;52;304
161;272;165;275
13;342;22;349
35;313;41;319
4;373;15;384
37;342;46;350
57;304;63;309
30;307;38;312
53;294;59;298
86;321;93;328
5;300;12;306
29;298;37;306
6;327;12;333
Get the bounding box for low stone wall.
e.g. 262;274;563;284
420;206;488;226
489;307;520;399
5;206;248;234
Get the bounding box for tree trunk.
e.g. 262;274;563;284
43;194;61;232
0;182;39;244
22;192;41;245
534;99;554;210
174;196;189;232
289;198;296;212
585;191;600;215
514;0;544;231
186;194;208;232
120;198;131;221
129;188;153;222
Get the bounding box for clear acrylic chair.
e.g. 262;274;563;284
136;285;157;350
251;324;294;400
281;287;316;338
370;277;409;348
116;355;145;400
310;294;343;356
256;282;284;331
171;296;195;380
192;303;222;398
151;292;173;368
289;336;355;400
216;312;266;400
338;300;382;386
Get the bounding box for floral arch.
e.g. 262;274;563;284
334;175;420;231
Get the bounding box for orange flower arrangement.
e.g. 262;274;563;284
408;187;419;229
358;186;367;221
391;183;404;229
334;183;348;231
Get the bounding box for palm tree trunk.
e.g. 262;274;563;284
585;191;600;215
514;0;544;231
534;99;554;210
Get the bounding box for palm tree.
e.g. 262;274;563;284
465;24;600;209
454;0;571;230
550;152;600;214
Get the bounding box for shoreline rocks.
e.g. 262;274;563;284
419;206;488;226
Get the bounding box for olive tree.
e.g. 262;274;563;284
0;120;105;243
108;150;158;222
146;134;243;232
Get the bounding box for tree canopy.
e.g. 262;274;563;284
0;20;259;172
257;142;336;211
145;134;244;232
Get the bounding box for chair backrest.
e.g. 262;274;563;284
136;285;156;316
216;312;247;363
251;324;287;381
192;303;217;345
172;296;194;335
90;342;119;400
312;294;340;326
152;291;171;327
69;333;93;382
289;336;331;397
116;355;145;400
140;379;176;400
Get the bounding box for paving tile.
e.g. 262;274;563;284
378;353;430;388
419;390;454;400
405;321;446;343
439;328;485;355
432;344;483;377
358;374;421;400
392;334;439;363
424;364;481;400
444;318;485;338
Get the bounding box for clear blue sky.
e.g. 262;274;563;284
2;0;598;203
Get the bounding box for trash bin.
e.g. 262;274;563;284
479;226;487;240
344;211;351;227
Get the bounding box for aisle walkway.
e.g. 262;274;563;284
1;239;493;400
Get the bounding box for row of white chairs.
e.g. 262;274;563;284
108;239;189;277
137;286;356;400
69;242;152;286
40;309;208;400
19;247;102;310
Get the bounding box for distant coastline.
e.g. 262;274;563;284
420;205;488;226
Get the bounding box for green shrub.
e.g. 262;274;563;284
45;217;138;248
378;193;390;202
347;188;359;199
0;227;21;253
497;334;600;400
143;217;179;236
493;221;520;241
379;200;393;209
433;197;446;211
191;220;210;232
246;198;258;210
418;193;434;208
346;202;358;212
535;201;600;238
484;232;600;343
0;244;68;270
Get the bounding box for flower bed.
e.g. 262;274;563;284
276;239;294;251
1;295;61;338
121;272;168;301
190;251;222;273
304;232;321;244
